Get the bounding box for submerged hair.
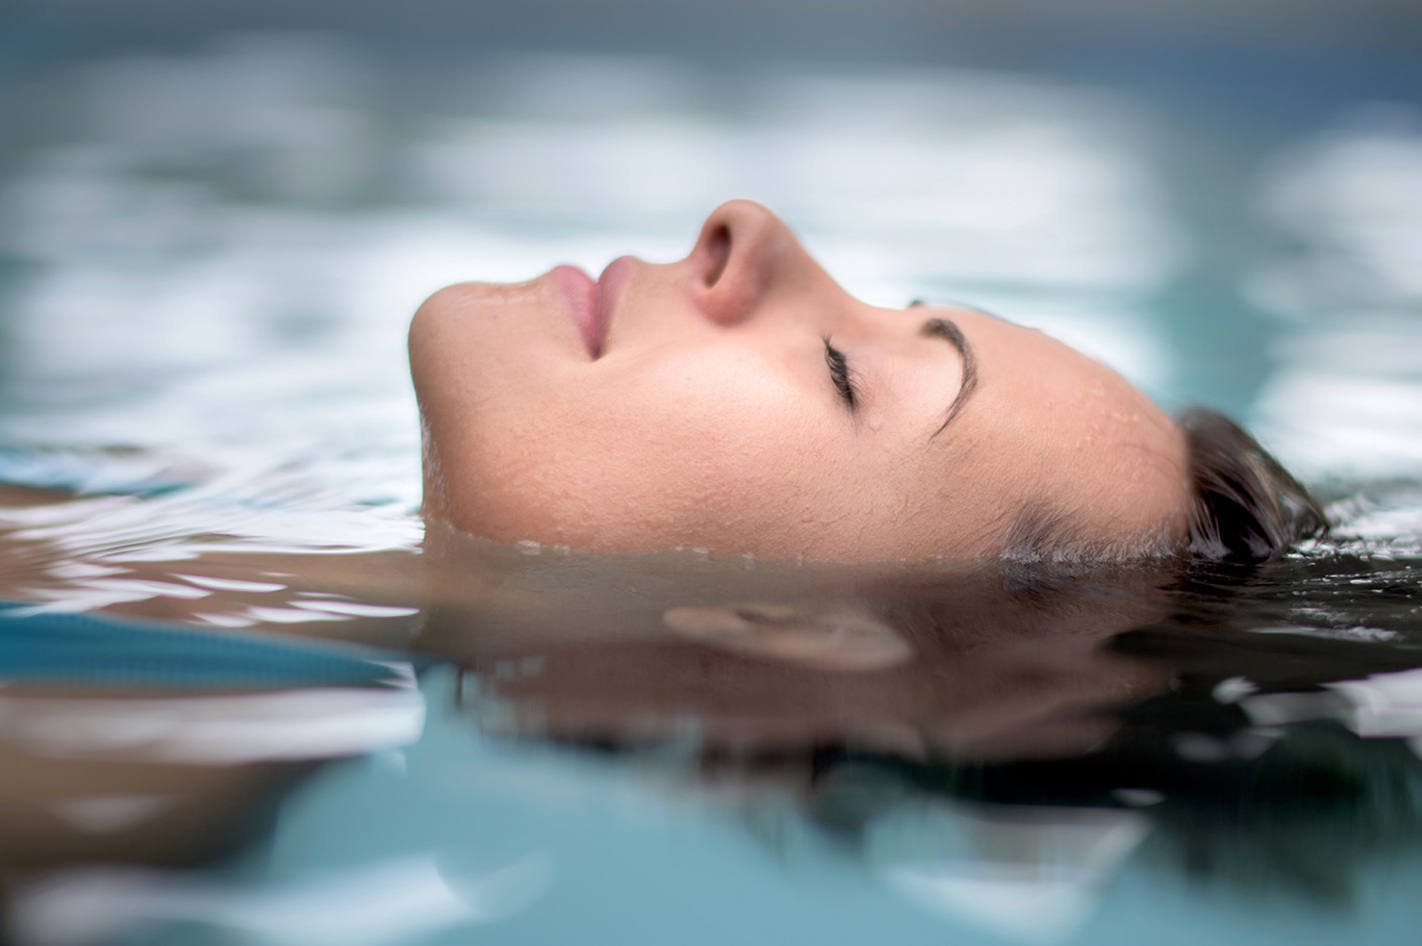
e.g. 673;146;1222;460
1179;408;1327;563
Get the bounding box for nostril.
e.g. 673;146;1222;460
689;201;791;325
704;224;730;288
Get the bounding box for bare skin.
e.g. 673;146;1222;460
410;200;1190;562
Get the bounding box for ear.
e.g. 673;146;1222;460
662;602;911;672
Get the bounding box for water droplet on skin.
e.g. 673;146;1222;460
515;540;541;555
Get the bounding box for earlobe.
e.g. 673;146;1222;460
662;602;911;672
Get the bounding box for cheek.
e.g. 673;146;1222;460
453;357;842;553
576;364;834;549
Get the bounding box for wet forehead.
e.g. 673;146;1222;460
951;307;1169;430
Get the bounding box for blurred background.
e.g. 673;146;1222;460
1;0;1421;504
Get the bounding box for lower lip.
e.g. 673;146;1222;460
555;258;634;359
554;265;601;358
596;256;634;347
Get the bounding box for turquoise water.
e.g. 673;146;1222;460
122;669;1422;946
13;657;1422;945
3;6;1422;945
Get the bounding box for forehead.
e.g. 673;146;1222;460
951;306;1168;431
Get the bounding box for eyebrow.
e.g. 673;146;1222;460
920;317;978;438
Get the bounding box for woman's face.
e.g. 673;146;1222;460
409;201;1188;562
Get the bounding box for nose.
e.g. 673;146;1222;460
687;200;807;326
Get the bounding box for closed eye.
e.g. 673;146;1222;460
822;336;858;410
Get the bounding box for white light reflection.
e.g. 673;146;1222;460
288;600;421;618
2;672;423;764
0;461;422;619
10;852;553;946
867;801;1148;943
1243;665;1422;758
175;574;288;593
1253;327;1422;481
50;795;176;834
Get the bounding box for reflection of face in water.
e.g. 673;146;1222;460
409;200;1189;562
417;526;1172;762
422;533;1422;914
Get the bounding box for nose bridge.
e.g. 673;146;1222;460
689;200;801;327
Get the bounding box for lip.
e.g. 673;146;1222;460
595;256;634;354
554;257;634;360
553;265;601;358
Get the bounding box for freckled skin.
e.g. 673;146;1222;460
409;201;1189;562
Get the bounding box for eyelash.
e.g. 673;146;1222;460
822;337;858;410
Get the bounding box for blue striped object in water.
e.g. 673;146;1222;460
0;602;412;690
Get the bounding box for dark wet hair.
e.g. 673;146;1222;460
1179;408;1328;563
